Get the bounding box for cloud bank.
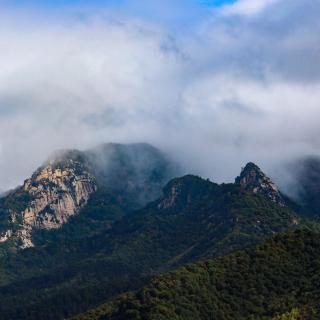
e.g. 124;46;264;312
0;0;320;191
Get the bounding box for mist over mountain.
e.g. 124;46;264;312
1;0;320;190
0;144;308;319
278;156;320;218
86;143;181;206
0;1;320;319
0;143;179;248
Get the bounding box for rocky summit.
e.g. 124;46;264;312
0;143;177;249
0;153;97;248
235;162;285;206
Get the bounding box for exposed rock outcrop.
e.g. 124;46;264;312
235;162;285;206
158;181;182;210
1;157;97;248
0;143;178;249
23;162;96;228
0;229;12;243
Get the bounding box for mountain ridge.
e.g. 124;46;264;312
0;168;303;319
0;143;317;320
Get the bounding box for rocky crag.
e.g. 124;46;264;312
235;162;286;206
0;154;97;248
0;143;178;248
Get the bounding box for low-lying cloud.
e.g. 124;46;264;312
0;0;320;192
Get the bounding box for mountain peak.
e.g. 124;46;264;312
0;142;178;249
236;162;267;185
241;162;261;172
235;162;284;205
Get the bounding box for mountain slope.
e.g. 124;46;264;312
0;167;301;319
74;229;320;320
0;143;178;248
105;174;299;270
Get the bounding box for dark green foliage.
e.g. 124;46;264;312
0;175;302;319
32;187;127;246
0;189;31;233
75;230;320;320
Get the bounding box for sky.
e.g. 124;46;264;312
0;0;320;193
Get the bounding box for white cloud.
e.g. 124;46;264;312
0;0;320;190
221;0;279;16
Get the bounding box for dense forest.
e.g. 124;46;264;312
0;175;305;319
75;230;320;320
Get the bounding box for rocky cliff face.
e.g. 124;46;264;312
23;161;96;228
0;156;97;248
235;162;285;206
0;143;177;249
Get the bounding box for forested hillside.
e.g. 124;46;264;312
0;173;302;319
75;230;320;320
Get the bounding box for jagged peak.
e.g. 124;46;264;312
240;162;261;172
235;162;284;205
236;162;272;185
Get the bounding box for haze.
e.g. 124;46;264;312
0;0;319;192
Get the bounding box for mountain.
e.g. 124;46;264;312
235;162;286;206
0;143;178;248
0;151;97;248
110;173;299;269
86;143;179;208
285;156;320;217
74;229;320;320
0;160;302;319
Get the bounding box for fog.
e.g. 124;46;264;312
0;0;320;192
